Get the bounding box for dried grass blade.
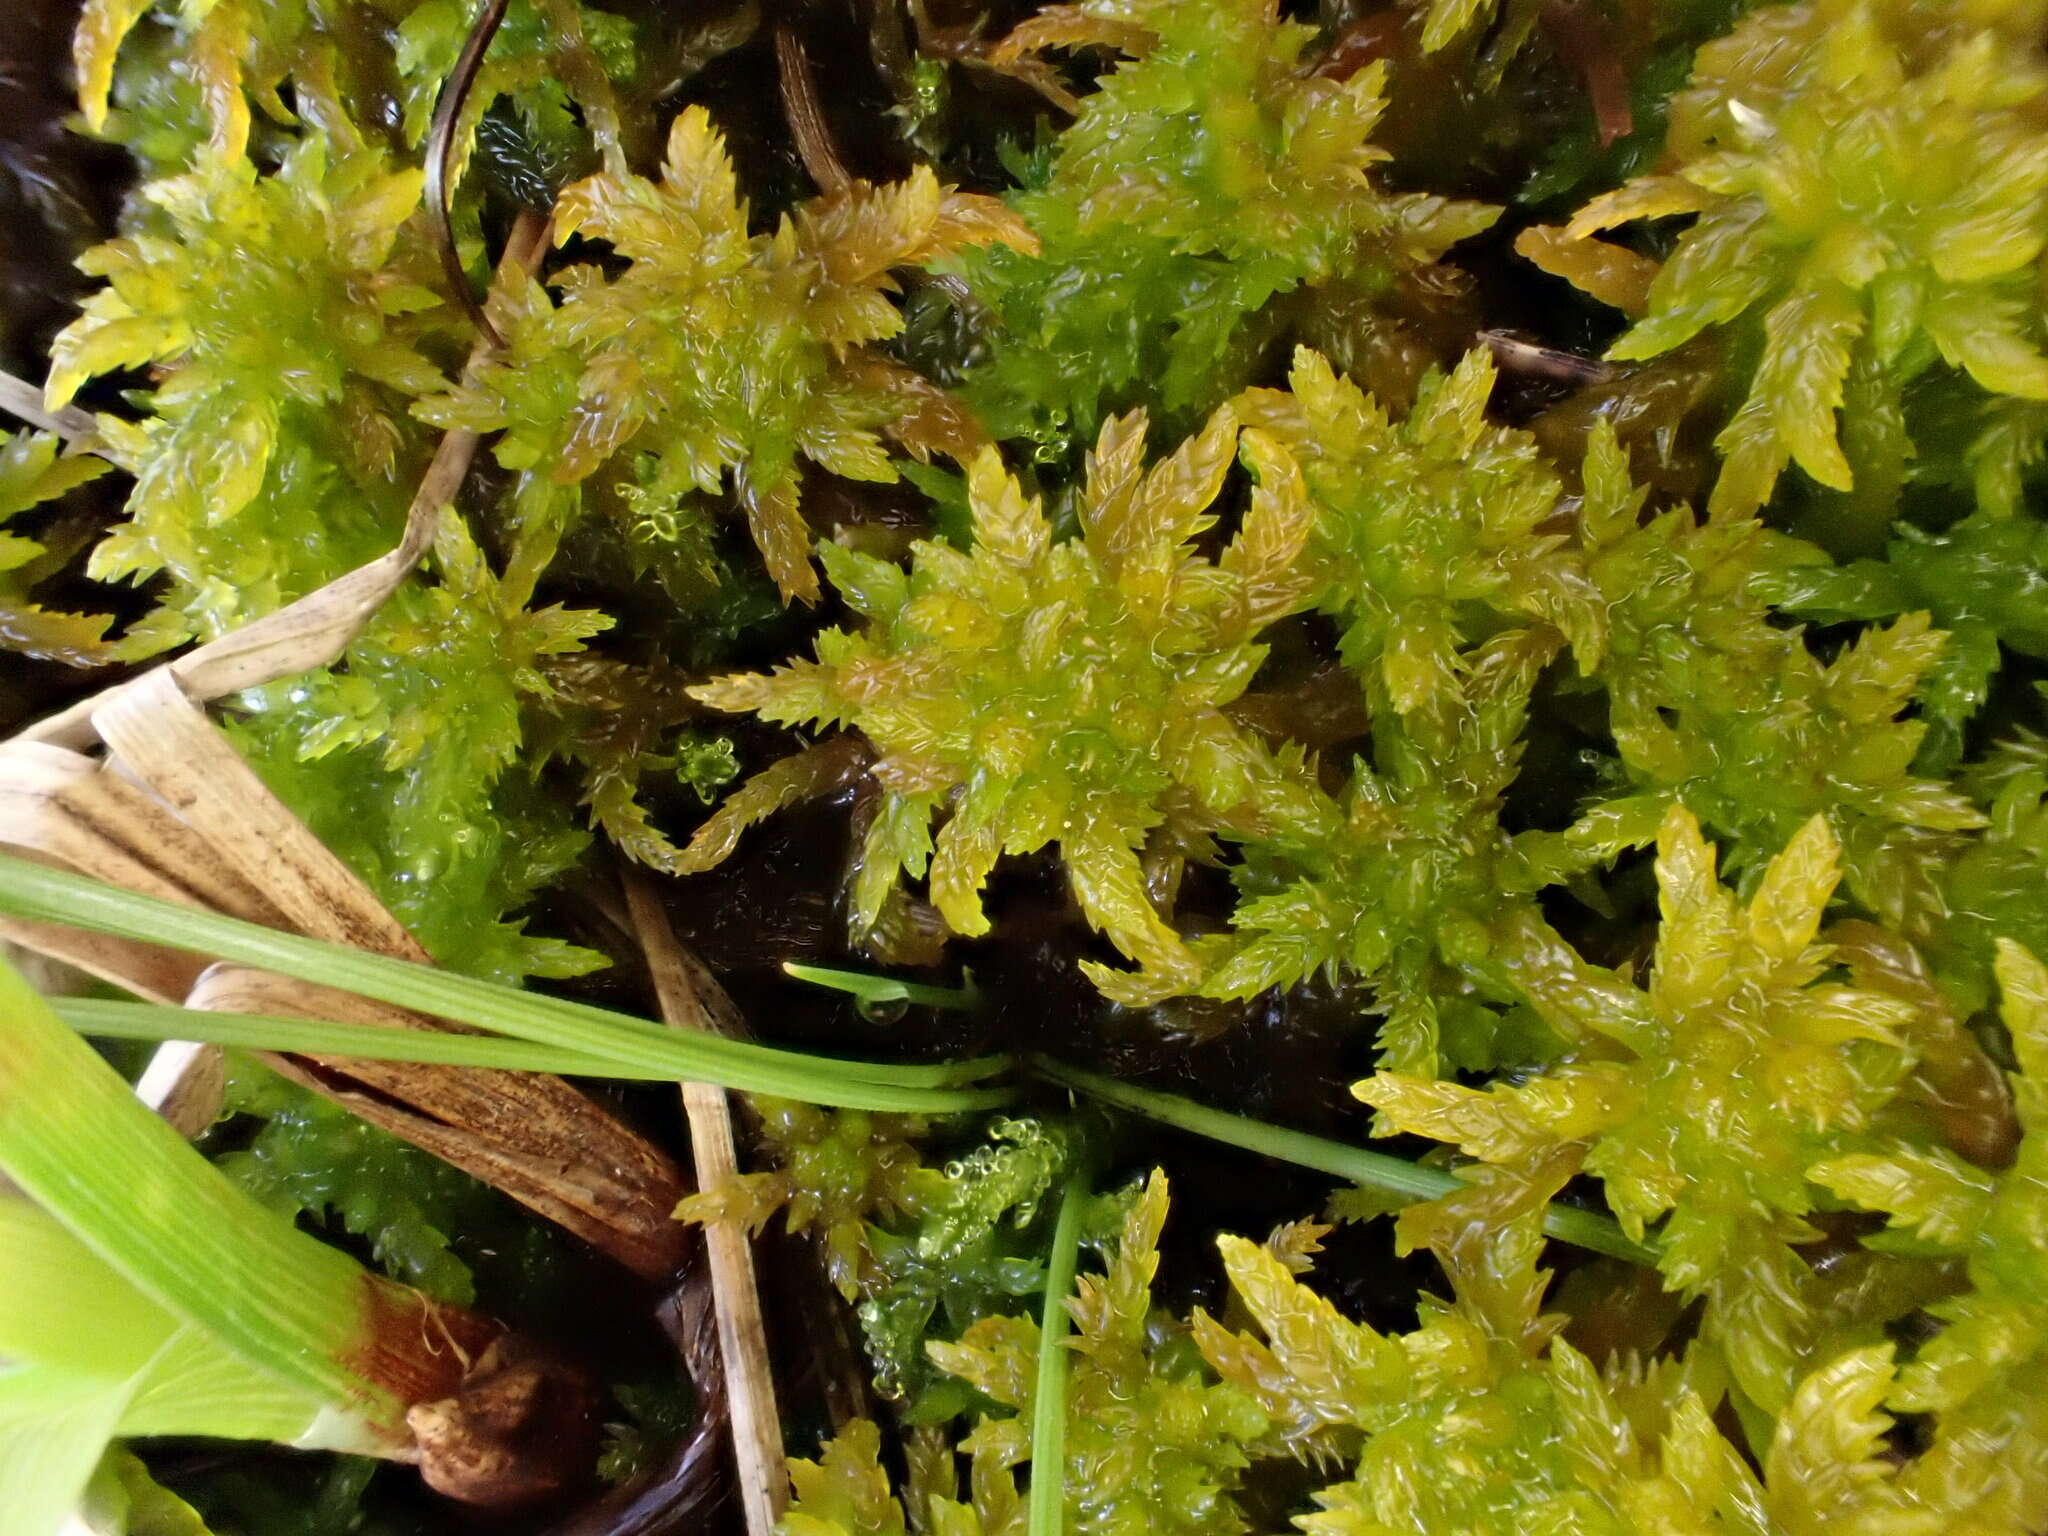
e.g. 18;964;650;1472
91;671;428;958
0;369;98;446
0;739;288;919
0;914;202;1005
624;873;786;1535
190;965;690;1279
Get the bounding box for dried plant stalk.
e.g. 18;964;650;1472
0;366;97;444
624;872;787;1535
192;965;688;1278
774;26;850;194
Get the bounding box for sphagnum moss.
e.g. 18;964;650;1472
7;0;2048;1530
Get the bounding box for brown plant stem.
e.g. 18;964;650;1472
426;0;514;343
775;26;852;193
0;367;97;445
625;871;788;1536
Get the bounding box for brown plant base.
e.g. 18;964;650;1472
408;1335;603;1507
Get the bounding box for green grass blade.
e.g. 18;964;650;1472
0;1199;177;1378
0;1201;363;1449
781;961;981;1013
61;999;700;1076
1028;1174;1088;1536
0;853;1010;1110
1031;1056;1659;1266
118;1327;363;1449
54;998;1012;1114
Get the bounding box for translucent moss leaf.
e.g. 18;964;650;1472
1811;1145;1995;1251
1761;1345;1904;1536
73;0;155;130
1756;284;1864;492
1420;0;1496;52
1514;224;1658;314
1203;1233;1405;1439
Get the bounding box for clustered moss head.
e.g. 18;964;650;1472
1358;805;1945;1410
1539;0;2048;519
953;0;1495;448
423;104;1035;606
1238;346;1605;715
689;404;1322;995
930;1174;1268;1536
46;139;449;639
1151;627;1569;1068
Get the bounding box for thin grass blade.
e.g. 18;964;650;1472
1032;1056;1658;1265
0;853;1008;1108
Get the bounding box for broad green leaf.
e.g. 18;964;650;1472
0;1370;133;1536
0;960;410;1439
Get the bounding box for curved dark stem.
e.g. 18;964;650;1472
541;1257;734;1536
1477;329;1615;387
426;0;512;346
773;25;851;193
